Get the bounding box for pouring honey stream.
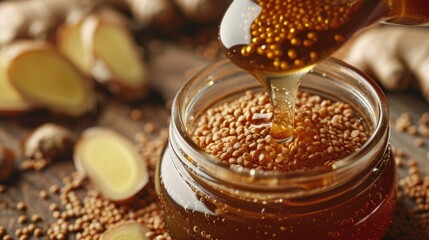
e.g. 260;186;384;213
219;0;429;143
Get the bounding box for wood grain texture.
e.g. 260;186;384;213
388;90;429;176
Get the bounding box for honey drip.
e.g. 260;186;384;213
219;0;429;142
261;70;308;142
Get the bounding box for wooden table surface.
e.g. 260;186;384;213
0;37;428;239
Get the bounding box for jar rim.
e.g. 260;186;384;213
171;57;389;191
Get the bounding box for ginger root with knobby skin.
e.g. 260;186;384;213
0;0;231;46
174;0;231;22
0;0;99;46
119;0;179;28
22;123;74;162
335;25;429;102
1;40;95;117
110;0;231;27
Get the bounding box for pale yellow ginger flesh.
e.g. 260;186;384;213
93;24;145;87
57;14;147;101
0;61;32;113
74;127;149;202
9;49;93;116
57;22;91;74
101;222;149;240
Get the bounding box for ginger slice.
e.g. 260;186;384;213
57;21;92;74
0;60;33;115
58;8;148;101
74;127;149;202
93;24;145;87
82;9;148;101
2;41;94;117
101;222;150;240
56;8;128;76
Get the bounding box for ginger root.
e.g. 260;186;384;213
335;25;429;102
0;0;230;46
74;127;149;202
1;40;95;117
120;0;180;28
174;0;231;22
22;123;73;162
0;0;99;46
110;0;231;27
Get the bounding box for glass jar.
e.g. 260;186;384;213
155;58;397;240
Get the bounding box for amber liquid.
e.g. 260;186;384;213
219;0;429;142
157;146;397;240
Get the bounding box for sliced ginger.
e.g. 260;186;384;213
0;60;32;115
92;23;145;89
74;127;149;202
101;222;150;240
57;21;92;74
2;41;94;117
87;10;148;101
58;9;148;101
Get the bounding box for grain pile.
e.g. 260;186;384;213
44;177;170;240
0;125;170;240
388;152;429;239
193;91;370;171
386;111;429;240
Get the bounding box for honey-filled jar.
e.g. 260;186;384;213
155;58;396;240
